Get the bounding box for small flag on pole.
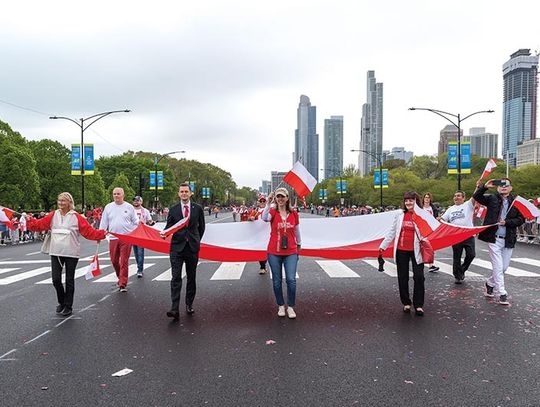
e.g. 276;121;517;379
0;205;15;226
84;255;102;280
510;196;540;220
480;158;497;180
283;161;317;198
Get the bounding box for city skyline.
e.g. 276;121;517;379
0;1;538;189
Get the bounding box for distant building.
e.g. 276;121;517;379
516;138;540;167
502;49;539;167
358;71;383;176
271;171;287;192
294;95;319;181
438;124;463;156
463;127;498;158
324;116;344;179
260;180;271;195
385;147;413;164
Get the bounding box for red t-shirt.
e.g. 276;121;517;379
397;212;415;251
267;208;300;255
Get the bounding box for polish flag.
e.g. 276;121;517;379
84;255;102;280
474;205;487;220
480;158;497;180
0;206;15;226
412;203;441;237
511;196;540;220
161;216;189;238
283;161;318;198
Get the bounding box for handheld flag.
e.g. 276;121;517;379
161;216;189;238
412;203;441;237
511;196;540;220
0;206;15;226
84;255;102;280
480;158;497;180
283;161;317;198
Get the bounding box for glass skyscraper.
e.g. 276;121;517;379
502;49;538;167
359;71;383;176
294;95;319;181
324;116;344;179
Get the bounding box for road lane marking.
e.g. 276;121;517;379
362;259;399;277
513;258;540;268
210;262;246;280
54;315;75;328
0;267;51;285
316;260;360;278
0;349;17;359
471;259;540;277
98;294;110;302
433;261;483;277
94;263;155;282
153;266;189;281
0;267;20;275
24;330;50;345
25;251;41;256
35;265;112;284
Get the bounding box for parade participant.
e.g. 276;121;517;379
440;191;476;284
132;196;154;278
262;188;301;319
473;178;524;305
164;183;205;321
379;191;427;316
100;188;139;292
422;192;439;272
26;192;105;316
248;195;269;274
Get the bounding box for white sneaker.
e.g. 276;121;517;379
277;306;286;317
287;307;296;319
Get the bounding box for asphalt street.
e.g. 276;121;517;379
1;211;539;406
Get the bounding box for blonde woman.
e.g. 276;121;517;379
27;192;106;316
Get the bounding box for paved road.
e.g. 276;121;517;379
1;212;539;406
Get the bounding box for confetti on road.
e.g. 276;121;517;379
112;368;133;377
265;340;276;345
404;380;414;384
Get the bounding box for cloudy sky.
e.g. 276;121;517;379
0;0;538;188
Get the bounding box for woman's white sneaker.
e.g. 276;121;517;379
287;307;296;319
277;306;286;317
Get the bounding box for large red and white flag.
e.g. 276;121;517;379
161;216;189;238
83;255;102;280
283;161;317;198
0;206;15;226
480;158;497;180
412;203;441;237
511;196;540;220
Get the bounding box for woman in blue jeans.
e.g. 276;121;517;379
262;187;301;319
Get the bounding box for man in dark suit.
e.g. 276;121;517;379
164;183;205;320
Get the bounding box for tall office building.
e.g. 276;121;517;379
294;95;319;181
516;138;540;167
260;180;271;195
438;124;463;156
502;49;539;167
271;171;287;192
323;116;344;179
464;127;498;158
386;146;414;163
358;71;383;176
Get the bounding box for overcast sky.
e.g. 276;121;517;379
1;0;538;189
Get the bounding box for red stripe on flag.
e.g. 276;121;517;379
283;171;311;197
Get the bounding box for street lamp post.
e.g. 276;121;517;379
351;149;384;209
408;107;494;190
154;151;186;208
50;109;130;211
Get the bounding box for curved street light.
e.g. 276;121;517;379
351;149;384;209
408;107;494;190
154;150;186;208
50;109;131;211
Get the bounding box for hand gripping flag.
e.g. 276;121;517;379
83;255;102;280
480;158;497;180
161;216;189;238
511;196;540;220
283;161;317;198
0;206;15;226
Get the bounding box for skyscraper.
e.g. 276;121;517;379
464;127;498;159
438;124;463;156
294;95;319;181
502;49;539;167
359;71;383;176
324;116;343;179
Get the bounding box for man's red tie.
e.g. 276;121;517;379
184;205;189;219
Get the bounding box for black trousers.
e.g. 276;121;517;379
259;260;267;269
169;246;199;311
50;256;79;308
452;237;476;279
395;249;425;308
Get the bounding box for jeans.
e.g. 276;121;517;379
267;253;298;307
133;245;145;273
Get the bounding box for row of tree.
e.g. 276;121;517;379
0;119;258;211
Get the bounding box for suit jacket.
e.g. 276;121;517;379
165;201;206;253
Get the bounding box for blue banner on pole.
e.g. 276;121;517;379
202;187;210;198
448;142;471;174
189;181;196;192
319;189;328;200
460;142;471;174
84;144;94;175
149;171;164;190
374;169;389;189
336;180;347;194
71;144;81;175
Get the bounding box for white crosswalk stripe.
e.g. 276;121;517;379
0;268;20;276
0;267;51;285
316;260;359;278
362;259;399;277
153;264;194;281
94;263;155;282
210;262;246;280
432;260;483;278
513;258;540;268
35;265;112;284
471;258;540;277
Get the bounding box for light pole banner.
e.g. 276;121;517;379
319;189;327;200
189;181;196;192
336;180;347;194
374;169;389;189
202;187;210;198
149;171;164;190
84;144;94;175
71;144;81;175
447;142;471;174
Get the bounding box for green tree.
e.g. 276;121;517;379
107;172;136;201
